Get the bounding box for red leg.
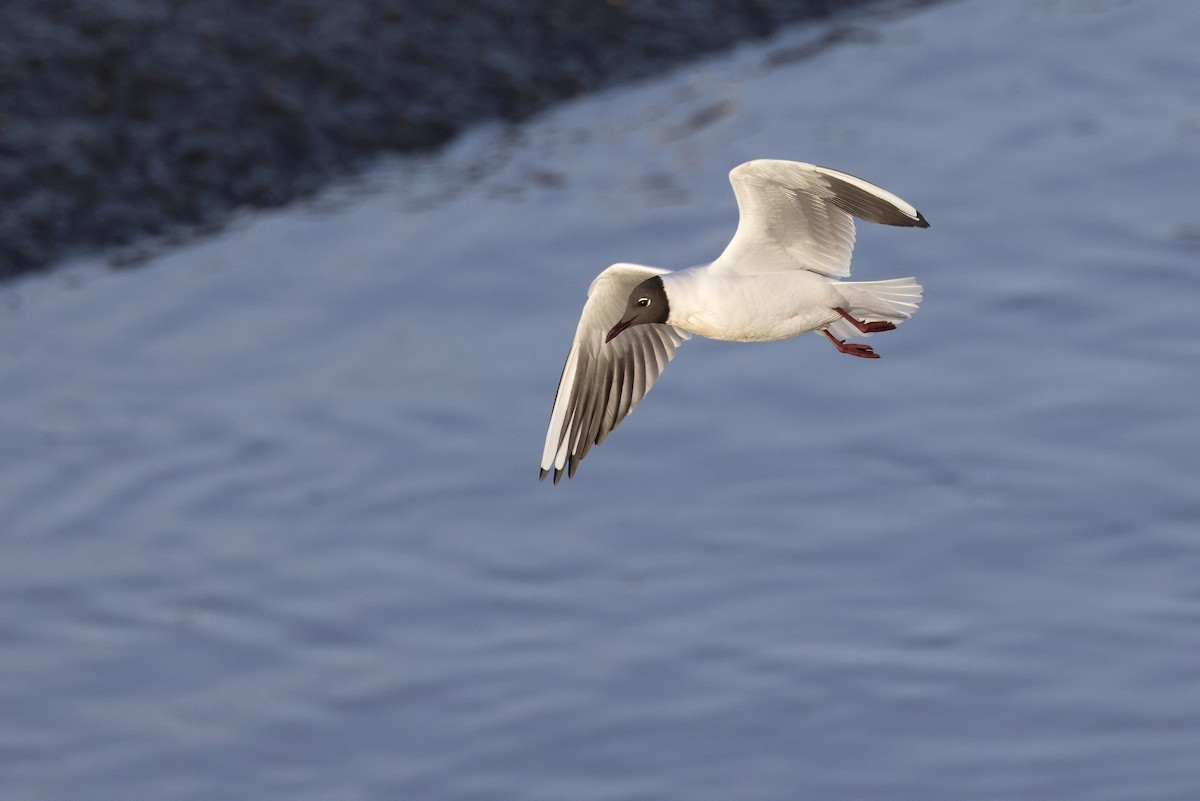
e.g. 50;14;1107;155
823;329;880;359
835;307;895;333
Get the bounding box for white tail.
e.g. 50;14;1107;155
827;277;922;340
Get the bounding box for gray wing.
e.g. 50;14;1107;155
710;160;929;278
541;263;690;483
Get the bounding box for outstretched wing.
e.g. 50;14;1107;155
710;160;928;279
541;263;691;483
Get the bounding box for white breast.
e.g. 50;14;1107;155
662;268;843;343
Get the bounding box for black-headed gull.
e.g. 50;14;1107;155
540;159;929;483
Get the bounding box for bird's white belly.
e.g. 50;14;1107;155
671;272;842;343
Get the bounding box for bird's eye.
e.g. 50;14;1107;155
637;297;650;307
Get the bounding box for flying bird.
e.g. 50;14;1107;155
540;159;929;483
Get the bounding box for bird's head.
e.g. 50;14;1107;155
606;276;670;343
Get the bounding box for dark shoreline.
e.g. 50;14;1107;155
1;0;904;280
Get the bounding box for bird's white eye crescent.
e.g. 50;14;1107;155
637;297;650;307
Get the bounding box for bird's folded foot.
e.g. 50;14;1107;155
823;329;880;359
835;307;895;333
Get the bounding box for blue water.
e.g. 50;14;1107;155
3;1;1199;799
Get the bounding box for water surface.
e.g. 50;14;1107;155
2;2;1199;799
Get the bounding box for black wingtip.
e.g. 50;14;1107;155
915;210;930;228
539;468;548;482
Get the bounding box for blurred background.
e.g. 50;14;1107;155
2;1;1200;800
0;0;893;278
